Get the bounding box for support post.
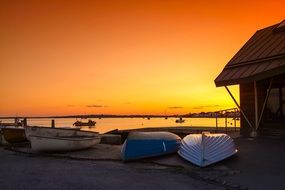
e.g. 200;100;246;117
254;81;258;130
215;113;218;132
51;120;55;128
225;86;254;130
234;117;236;131
225;115;228;132
22;118;27;127
257;78;273;129
14;118;19;126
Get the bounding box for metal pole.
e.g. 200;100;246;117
257;78;273;129
225;86;254;130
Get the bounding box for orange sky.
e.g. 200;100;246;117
0;0;284;116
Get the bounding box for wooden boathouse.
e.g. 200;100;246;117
215;20;285;137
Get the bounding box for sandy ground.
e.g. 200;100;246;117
1;137;285;190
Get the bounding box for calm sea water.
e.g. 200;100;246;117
1;117;240;133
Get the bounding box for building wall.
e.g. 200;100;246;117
239;81;269;136
240;83;256;136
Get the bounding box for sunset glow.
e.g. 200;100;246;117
1;0;284;116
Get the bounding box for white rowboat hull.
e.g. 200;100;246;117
178;133;237;167
30;135;101;152
25;126;97;140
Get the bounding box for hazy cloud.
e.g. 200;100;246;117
192;105;220;109
168;106;184;109
86;105;108;108
67;105;75;107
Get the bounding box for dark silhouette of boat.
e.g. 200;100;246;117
73;119;96;127
175;118;185;123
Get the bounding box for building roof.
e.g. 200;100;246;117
215;20;285;87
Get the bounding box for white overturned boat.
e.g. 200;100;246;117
25;126;96;140
29;135;101;152
178;132;237;167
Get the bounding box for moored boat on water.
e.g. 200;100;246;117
175;118;185;123
73;119;96;127
121;131;181;161
178;132;237;167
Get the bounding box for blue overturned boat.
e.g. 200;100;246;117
121;131;181;161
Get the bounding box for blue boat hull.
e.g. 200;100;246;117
121;132;181;161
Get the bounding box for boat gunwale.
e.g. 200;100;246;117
29;135;101;141
25;126;84;131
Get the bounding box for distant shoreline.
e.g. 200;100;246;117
0;114;240;119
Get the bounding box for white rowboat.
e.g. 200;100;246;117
29;135;101;152
178;132;237;167
25;126;97;140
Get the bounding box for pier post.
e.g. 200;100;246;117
215;113;218;132
22;118;27;127
14;118;19;126
225;116;228;132
51;120;55;128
